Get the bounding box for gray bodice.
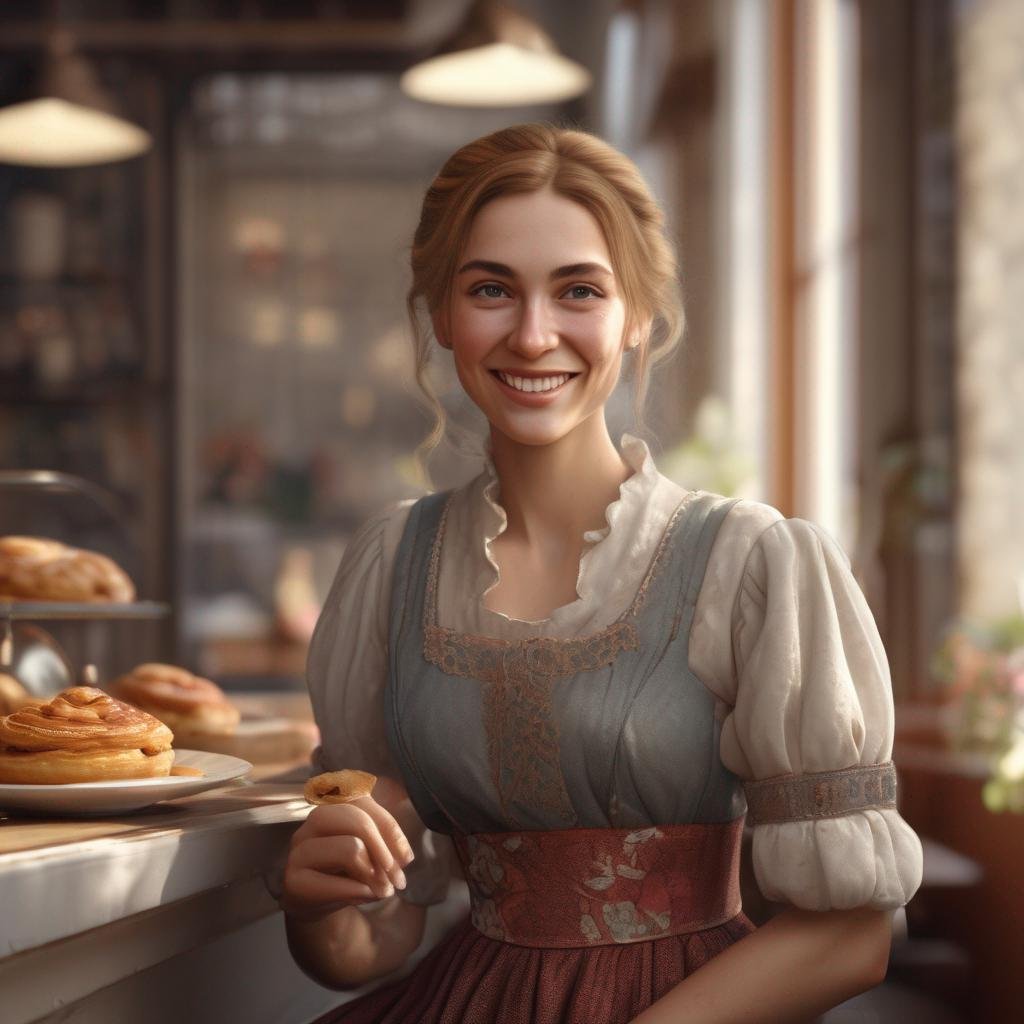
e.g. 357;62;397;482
384;489;747;836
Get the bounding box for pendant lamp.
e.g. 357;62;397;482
0;29;151;167
400;0;591;107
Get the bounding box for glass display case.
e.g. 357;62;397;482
0;471;170;692
0;62;173;655
177;73;518;688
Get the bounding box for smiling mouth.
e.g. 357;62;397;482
490;370;580;394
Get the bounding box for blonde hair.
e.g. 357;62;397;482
407;122;684;478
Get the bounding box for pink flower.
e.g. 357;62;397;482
1011;670;1024;698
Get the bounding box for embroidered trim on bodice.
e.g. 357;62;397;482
421;489;704;828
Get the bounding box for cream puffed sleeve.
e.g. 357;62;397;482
306;500;455;907
694;508;923;911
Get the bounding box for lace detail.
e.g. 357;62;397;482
743;761;899;825
422;489;703;828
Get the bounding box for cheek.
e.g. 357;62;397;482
581;318;626;366
448;313;487;359
585;305;626;350
450;305;508;352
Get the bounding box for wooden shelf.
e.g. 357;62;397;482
0;600;170;622
0;380;167;408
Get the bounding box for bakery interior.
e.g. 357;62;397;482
0;1;1021;1022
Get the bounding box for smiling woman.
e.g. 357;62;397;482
436;188;632;452
407;122;685;475
283;123;923;1024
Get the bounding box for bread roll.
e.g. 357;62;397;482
0;536;135;603
108;662;240;742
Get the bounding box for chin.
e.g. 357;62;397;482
497;430;566;448
488;412;587;449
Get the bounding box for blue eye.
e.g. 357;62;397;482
472;283;508;299
566;284;599;300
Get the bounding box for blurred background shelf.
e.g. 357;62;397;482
0;380;168;407
0;599;170;621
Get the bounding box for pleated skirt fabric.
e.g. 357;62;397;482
312;910;756;1024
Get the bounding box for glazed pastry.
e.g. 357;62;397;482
0;536;135;603
108;662;240;742
0;671;34;714
0;686;174;784
304;769;378;806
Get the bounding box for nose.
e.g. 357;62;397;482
507;297;558;359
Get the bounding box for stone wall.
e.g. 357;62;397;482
956;0;1024;619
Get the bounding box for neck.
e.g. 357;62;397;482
488;415;633;550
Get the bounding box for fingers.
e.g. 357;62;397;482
283;834;391;918
285;863;378;910
351;795;416;879
289;834;394;899
284;797;417;917
298;799;415;889
370;776;427;853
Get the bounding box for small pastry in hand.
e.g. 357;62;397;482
108;663;240;744
0;536;135;603
0;686;174;784
304;769;378;806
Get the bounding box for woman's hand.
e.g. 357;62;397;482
282;785;416;922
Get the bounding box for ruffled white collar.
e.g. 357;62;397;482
436;434;687;636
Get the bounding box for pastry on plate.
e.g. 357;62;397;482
0;686;174;784
0;536;135;603
108;663;240;745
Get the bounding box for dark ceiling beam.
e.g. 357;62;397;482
0;20;421;52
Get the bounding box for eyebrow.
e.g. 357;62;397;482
457;259;614;281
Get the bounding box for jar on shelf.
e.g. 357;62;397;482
10;191;67;281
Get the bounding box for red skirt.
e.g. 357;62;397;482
313;819;754;1024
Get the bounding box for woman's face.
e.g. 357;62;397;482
436;188;635;449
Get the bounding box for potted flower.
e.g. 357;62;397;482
932;614;1024;811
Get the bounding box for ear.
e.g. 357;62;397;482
627;319;652;351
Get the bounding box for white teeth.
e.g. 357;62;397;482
497;372;571;393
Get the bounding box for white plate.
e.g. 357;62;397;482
0;750;253;817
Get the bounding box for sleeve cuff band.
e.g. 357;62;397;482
744;761;898;825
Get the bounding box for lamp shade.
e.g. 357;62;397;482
0;30;151;167
400;1;591;107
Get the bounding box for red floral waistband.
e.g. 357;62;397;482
451;818;744;949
